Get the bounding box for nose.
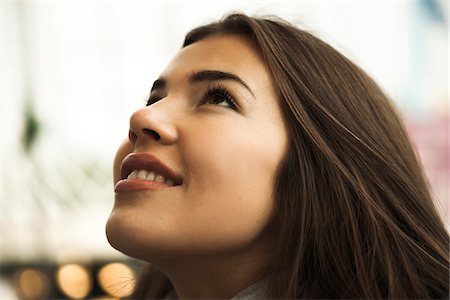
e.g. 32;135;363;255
128;103;178;147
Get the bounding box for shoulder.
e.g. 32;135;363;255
231;278;268;299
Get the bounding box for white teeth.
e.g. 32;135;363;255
154;175;165;183
128;170;138;179
127;169;175;186
146;171;156;181
136;170;148;180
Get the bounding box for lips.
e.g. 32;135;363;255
119;153;183;187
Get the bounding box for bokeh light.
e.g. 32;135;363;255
56;263;92;299
97;262;135;298
12;268;50;300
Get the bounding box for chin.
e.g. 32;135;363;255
105;213;175;262
106;215;127;253
105;213;144;259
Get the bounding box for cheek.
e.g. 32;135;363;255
177;121;287;246
185;117;287;192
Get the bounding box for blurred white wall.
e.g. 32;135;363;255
1;0;448;262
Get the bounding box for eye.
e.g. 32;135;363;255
202;85;238;110
146;94;162;106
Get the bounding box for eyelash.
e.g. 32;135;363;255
146;96;159;107
146;85;238;111
202;85;238;110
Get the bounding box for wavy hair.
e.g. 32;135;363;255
130;13;449;299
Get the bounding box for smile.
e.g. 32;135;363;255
115;153;183;193
127;169;175;186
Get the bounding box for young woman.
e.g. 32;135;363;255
106;13;449;299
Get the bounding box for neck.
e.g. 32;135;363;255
156;241;273;299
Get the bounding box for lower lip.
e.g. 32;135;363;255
114;179;173;193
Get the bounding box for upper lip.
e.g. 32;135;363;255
120;153;183;185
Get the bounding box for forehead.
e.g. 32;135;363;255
160;34;272;91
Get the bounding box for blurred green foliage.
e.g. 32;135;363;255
21;101;40;154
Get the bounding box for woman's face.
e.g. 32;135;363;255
106;34;288;261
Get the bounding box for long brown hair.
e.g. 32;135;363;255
130;13;449;299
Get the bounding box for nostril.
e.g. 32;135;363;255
129;130;138;144
142;128;161;140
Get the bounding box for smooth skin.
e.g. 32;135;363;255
106;34;288;299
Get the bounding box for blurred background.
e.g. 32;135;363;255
1;0;448;299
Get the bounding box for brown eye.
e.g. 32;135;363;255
146;94;163;106
146;98;158;106
202;86;238;110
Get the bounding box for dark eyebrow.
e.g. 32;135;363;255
188;70;255;98
150;70;255;98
